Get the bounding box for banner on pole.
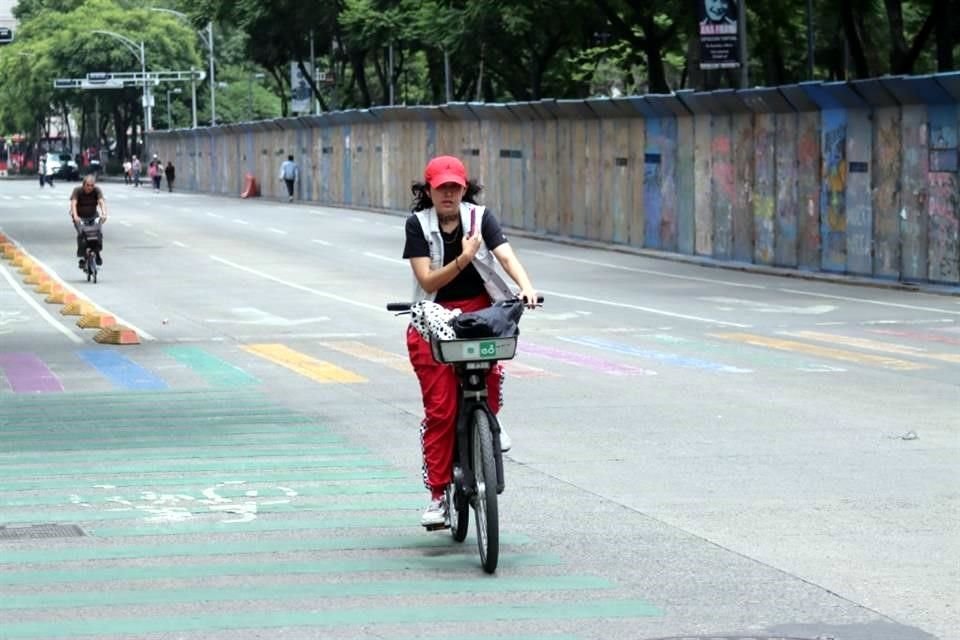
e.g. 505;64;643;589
698;0;741;70
290;62;313;114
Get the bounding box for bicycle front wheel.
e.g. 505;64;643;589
471;408;499;573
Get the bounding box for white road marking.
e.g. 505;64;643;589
700;296;836;315
210;255;383;311
779;288;960;315
144;230;159;238
311;209;331;216
233;219;250;225
348;217;365;223
311;239;332;246
538;289;752;327
0;262;83;344
363;252;404;265
118;220;133;227
268;227;287;235
206;307;329;326
172;241;189;248
526;250;767;289
206;212;223;219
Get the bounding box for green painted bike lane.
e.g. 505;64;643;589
0;387;662;638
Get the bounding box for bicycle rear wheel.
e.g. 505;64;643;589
471;408;499;573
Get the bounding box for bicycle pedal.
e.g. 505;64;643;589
423;522;450;532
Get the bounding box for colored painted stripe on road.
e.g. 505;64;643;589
0;532;531;564
1;575;611;610
0;444;369;466
0;552;561;586
318;340;412;374
640;333;846;372
5;481;422;507
243;343;367;383
0;600;659;638
711;333;931;371
520;342;657;376
0;496;425;524
1;468;406;492
165;345;259;386
88;512;415;537
560;336;753;373
868;327;960;346
783;330;960;364
0;353;63;393
2;432;345;453
0;453;384;477
77;350;167;390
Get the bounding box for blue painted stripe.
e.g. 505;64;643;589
559;336;752;373
78;350;167;390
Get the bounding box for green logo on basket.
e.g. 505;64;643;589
479;341;497;357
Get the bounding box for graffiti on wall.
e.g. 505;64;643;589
820;114;847;272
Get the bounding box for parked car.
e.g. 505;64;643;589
44;152;79;180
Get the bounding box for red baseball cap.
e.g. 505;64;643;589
424;155;467;189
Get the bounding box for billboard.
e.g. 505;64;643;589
698;0;741;70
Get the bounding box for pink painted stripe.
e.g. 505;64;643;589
868;328;960;346
519;342;656;376
0;353;64;393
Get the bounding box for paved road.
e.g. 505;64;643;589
0;178;957;640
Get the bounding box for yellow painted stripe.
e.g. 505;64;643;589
318;341;413;374
710;333;931;371
243;344;367;383
784;331;960;364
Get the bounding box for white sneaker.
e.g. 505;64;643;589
420;497;446;527
498;422;511;452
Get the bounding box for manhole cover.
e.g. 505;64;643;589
0;523;85;540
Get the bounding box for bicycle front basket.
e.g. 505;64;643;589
431;336;518;364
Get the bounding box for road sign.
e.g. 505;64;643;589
81;78;124;89
53;79;81;89
0;27;13;45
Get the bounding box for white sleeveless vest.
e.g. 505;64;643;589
411;203;516;303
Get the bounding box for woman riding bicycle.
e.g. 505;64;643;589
402;155;537;527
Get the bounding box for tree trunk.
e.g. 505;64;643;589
839;5;871;77
884;0;936;74
932;0;953;71
349;49;372;108
640;15;669;92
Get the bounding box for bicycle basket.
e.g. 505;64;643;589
430;335;518;364
79;225;102;251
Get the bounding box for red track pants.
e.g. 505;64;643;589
407;295;503;499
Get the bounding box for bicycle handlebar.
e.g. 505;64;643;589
386;296;544;313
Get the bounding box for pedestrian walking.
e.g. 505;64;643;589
38;156;46;188
164;161;175;192
123;158;132;185
148;160;161;192
278;155;298;202
131;156;141;187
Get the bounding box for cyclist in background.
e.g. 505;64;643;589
69;175;108;269
401;155;537;527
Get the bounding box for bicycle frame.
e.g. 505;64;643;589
450;358;505;499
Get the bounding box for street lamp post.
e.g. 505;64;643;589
150;9;215;126
92;30;151;131
166;87;182;129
